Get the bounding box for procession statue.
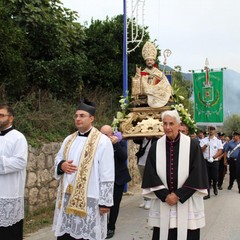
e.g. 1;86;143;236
131;41;172;108
118;41;173;139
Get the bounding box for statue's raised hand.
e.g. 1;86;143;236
136;65;141;76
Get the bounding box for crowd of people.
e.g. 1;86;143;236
0;42;239;240
1;100;240;240
180;125;240;198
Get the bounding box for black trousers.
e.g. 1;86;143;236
152;227;200;240
206;160;219;189
108;183;124;230
57;233;87;239
237;162;240;190
218;157;227;187
0;219;23;240
229;158;237;187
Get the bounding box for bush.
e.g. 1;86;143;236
10;88;121;147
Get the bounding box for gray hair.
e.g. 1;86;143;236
161;110;181;124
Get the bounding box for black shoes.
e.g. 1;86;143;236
203;195;210;200
227;185;232;190
106;229;115;239
218;186;223;190
213;188;218;195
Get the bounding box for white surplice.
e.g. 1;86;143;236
52;133;115;240
0;129;28;227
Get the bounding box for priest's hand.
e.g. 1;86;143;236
165;192;180;206
99;207;110;216
61;160;77;174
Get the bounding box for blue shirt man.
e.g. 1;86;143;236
237;151;240;193
224;131;240;190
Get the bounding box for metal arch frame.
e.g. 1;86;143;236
127;0;146;53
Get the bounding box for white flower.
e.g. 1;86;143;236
116;111;124;120
179;96;185;100
111;92;130;131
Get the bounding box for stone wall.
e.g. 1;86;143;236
25;143;61;212
25;141;141;213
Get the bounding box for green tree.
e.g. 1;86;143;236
83;15;152;92
0;4;28;99
1;0;87;101
172;66;193;102
169;66;196;133
223;114;240;136
172;66;193;113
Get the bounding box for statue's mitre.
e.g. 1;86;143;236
142;41;157;60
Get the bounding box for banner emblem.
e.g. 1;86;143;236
193;70;223;124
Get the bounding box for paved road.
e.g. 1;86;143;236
25;174;240;240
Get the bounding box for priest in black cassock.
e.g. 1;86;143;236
142;110;208;240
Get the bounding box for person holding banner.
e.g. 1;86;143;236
217;132;227;190
200;126;223;199
224;131;240;191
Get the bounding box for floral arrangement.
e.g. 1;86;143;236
112;91;197;134
111;91;130;132
171;103;197;133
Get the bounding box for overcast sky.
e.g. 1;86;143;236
61;0;240;73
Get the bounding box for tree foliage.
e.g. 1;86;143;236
172;66;193;115
1;0;87;101
0;0;196;143
83;15;152;92
223;114;240;136
0;4;28;98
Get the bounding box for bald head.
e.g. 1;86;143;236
100;125;113;137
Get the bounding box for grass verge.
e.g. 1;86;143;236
24;205;55;237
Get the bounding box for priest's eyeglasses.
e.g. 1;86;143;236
0;114;10;118
73;114;91;119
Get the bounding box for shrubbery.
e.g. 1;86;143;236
10;88;121;147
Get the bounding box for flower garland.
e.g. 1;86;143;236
171;103;197;133
111;91;130;132
112;91;197;134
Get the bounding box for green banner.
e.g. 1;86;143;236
193;71;223;124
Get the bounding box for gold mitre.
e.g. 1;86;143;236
142;41;157;60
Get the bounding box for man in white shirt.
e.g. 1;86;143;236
200;126;223;199
0;104;28;240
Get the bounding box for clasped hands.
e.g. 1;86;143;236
165;192;180;206
61;161;110;216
